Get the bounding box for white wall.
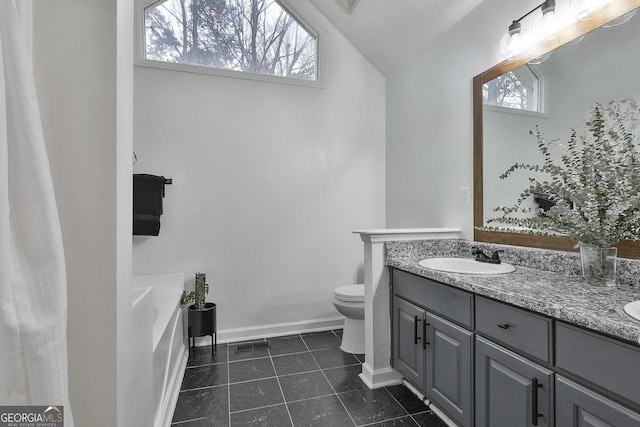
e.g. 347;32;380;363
133;0;385;338
385;0;542;237
33;0;136;425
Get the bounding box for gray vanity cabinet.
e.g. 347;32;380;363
390;267;640;427
556;376;640;427
392;269;473;426
392;295;426;392
475;336;553;427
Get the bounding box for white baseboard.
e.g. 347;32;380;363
359;363;403;389
191;316;345;346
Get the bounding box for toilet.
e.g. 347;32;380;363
332;284;365;354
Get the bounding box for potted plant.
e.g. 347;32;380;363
484;100;640;285
182;272;216;354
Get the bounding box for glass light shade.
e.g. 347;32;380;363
499;26;532;59
533;9;560;41
532;0;576;42
528;51;552;64
571;0;613;21
602;9;637;27
565;34;586;45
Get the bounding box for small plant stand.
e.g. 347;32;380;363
187;302;217;357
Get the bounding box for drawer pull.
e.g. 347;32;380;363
423;320;430;349
414;315;421;344
531;377;543;426
497;323;510;329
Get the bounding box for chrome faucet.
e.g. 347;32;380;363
471;247;504;264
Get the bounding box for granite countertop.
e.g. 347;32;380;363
386;241;640;346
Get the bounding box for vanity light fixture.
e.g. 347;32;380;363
499;0;557;59
501;0;633;60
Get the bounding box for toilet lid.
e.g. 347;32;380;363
334;284;364;303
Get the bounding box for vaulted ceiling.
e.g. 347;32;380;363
309;0;486;76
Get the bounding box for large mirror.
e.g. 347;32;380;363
473;0;640;258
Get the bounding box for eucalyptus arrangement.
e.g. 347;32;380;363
181;272;209;310
485;100;640;282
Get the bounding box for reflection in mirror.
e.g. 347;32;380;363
474;1;640;258
484;12;640;225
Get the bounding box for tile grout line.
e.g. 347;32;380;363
381;386;415;425
269;337;296;427
303;331;359;427
408;412;427;427
170;416;208;425
227;401;288;416
360;414;418;427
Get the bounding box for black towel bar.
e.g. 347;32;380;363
164;178;173;185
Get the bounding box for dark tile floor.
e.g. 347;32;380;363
171;330;447;426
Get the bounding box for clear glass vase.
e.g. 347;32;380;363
580;244;617;286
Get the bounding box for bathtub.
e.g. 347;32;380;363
132;272;187;427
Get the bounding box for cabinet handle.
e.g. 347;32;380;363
414;315;421;344
422;319;430;349
498;323;510;329
531;377;543;426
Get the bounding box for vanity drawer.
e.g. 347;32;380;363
556;322;640;405
475;296;552;363
392;269;473;328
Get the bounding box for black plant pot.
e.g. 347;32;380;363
188;302;216;356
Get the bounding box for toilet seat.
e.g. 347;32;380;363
334;284;364;303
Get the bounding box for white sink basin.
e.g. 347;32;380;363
623;301;640;322
418;257;516;275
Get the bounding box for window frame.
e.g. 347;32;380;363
134;0;325;88
482;64;546;117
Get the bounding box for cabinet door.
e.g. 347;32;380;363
425;312;473;427
476;336;553;427
392;296;425;392
556;376;640;427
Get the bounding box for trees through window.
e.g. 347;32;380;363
144;0;317;81
483;65;540;112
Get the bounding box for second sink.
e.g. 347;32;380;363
418;257;516;275
623;300;640;322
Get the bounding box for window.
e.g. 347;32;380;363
483;65;540;112
143;0;317;81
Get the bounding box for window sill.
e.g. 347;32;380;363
134;59;326;89
483;105;548;119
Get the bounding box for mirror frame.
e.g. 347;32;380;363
473;0;640;259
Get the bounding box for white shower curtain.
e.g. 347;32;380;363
0;2;74;424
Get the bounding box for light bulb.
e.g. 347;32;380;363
499;21;532;59
532;0;576;42
535;7;559;41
